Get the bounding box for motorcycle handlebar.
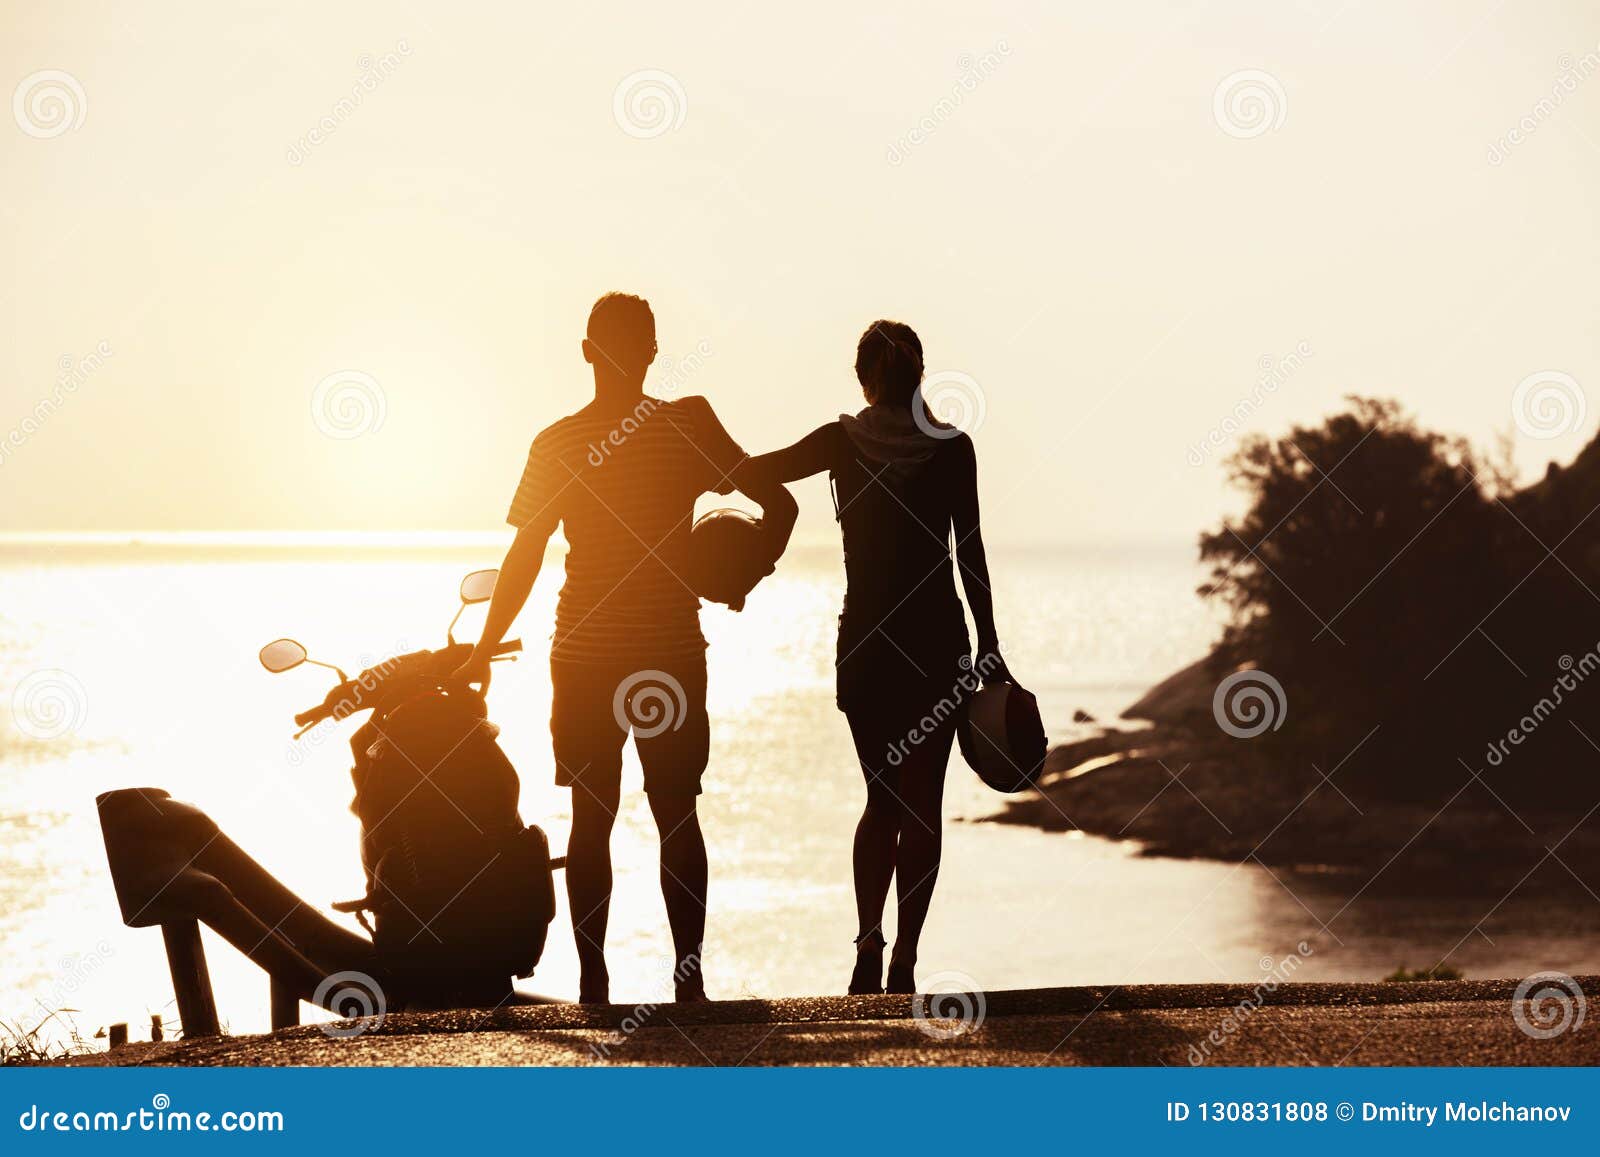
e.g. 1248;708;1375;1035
294;701;335;728
290;638;521;728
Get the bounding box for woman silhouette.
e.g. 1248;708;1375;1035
736;321;1013;994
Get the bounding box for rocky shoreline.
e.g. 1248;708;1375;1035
993;659;1600;876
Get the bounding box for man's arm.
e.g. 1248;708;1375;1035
735;460;798;564
690;397;800;563
453;522;554;684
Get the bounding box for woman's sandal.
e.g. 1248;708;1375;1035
674;980;709;1004
674;958;709;1003
849;931;887;995
884;956;916;995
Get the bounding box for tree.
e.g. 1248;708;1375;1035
1199;398;1516;793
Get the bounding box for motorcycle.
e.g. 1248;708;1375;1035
95;569;561;1037
258;568;561;1006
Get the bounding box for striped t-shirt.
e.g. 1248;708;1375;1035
506;394;747;663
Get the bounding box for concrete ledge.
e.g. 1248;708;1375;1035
59;977;1600;1068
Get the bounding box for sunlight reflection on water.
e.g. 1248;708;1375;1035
2;541;1594;1046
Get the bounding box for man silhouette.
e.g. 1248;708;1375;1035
455;293;795;1003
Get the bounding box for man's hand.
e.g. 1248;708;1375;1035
451;522;552;692
451;646;493;690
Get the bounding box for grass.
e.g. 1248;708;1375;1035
0;1009;96;1066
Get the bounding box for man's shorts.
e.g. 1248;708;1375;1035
549;653;710;797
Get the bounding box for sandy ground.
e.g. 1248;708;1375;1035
58;977;1600;1067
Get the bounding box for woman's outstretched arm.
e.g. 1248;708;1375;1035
950;435;1010;681
726;421;841;552
738;422;840;485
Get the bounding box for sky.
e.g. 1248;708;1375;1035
4;0;1600;546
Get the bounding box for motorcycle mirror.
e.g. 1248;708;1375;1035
459;569;498;605
259;638;309;674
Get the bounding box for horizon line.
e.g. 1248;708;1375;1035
0;529;1194;552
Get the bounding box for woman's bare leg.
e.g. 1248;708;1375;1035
853;787;900;944
887;723;955;989
846;711;901;992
